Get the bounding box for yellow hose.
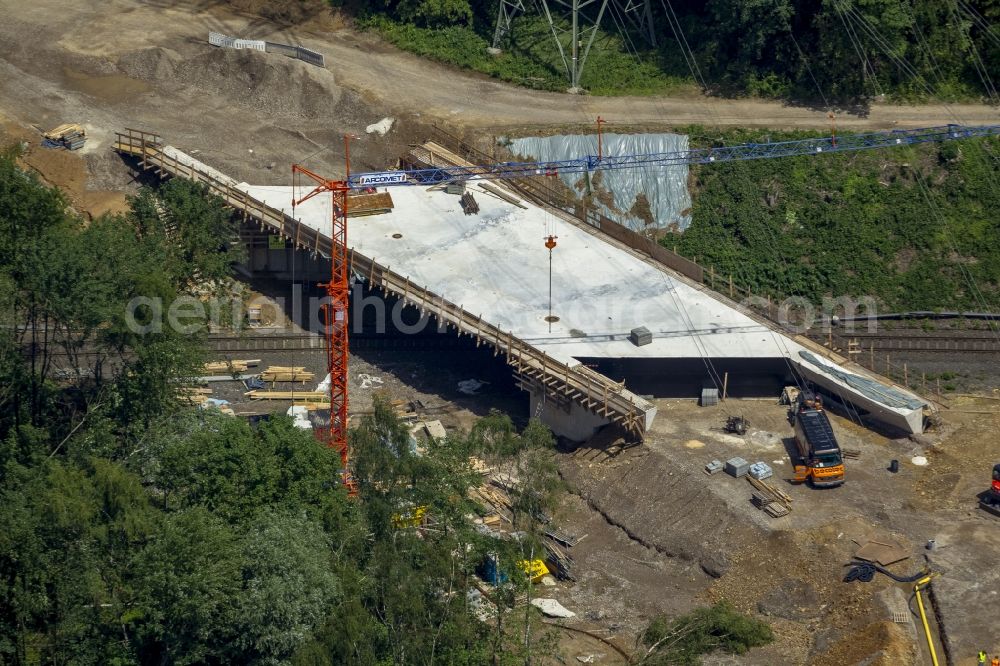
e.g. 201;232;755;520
914;575;940;666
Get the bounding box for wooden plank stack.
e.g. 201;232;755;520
747;475;792;518
244;390;329;402
544;540;575;581
470;484;514;523
347;191;394;216
177;387;212;405
43;123;87;150
203;359;260;374
259;366;315;383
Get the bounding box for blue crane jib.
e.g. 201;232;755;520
346;124;1000;190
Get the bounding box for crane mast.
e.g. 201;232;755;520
291;137;354;491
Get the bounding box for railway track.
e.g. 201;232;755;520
814;331;1000;354
31;329;1000;358
33;332;477;360
206;333;479;354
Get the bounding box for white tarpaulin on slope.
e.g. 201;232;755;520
508;132;692;232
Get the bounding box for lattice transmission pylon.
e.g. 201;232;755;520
490;0;655;91
292;145;354;492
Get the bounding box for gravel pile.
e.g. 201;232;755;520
117;46;341;119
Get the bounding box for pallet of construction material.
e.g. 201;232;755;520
346;191;394;216
747;476;792;515
244;390;329;402
44;123;85;141
751;491;772;509
842;448;861;459
460;191;479;215
704;459;724;475
544;527;580;548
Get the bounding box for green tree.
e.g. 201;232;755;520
233;510;340;664
128;180;242;285
144;413;344;521
131;508;244;665
638;601;773;665
396;0;473;28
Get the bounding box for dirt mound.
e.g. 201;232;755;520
117;47;180;82
559;449;762;578
117;46;341;120
811;620;914;665
17;143;128;220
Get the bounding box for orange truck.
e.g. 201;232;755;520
791;391;845;488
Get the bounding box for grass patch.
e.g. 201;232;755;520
361;14;694;95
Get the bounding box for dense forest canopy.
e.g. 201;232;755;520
668;129;1000;311
0;149;571;664
347;0;1000;99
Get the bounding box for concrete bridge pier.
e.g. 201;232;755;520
528;384;611;442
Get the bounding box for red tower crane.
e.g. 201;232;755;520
291;137;354;490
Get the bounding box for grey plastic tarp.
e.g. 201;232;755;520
507;133;692;232
798;350;925;410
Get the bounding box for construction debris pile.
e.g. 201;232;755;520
747;475;792;518
705;454;792;519
469;462;581;583
42;123;86;150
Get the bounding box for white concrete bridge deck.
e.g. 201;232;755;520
240;181;929;435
